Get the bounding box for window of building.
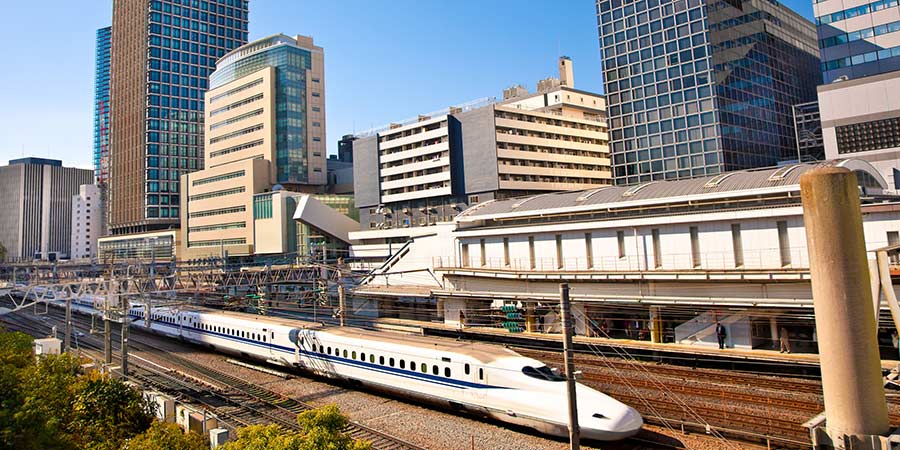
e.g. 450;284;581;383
479;239;486;266
777;221;791;267
731;224;744;268
461;243;470;267
835;117;900;154
689;226;700;268
528;236;536;269
556;234;564;269
503;238;510;267
617;230;626;259
651;229;662;269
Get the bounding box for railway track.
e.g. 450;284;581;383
1;311;424;450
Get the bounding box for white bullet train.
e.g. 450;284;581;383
52;293;642;440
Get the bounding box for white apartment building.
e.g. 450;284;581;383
351;57;611;238
70;184;104;260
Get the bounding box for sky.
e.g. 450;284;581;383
0;0;816;170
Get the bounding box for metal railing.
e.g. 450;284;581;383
434;246;810;273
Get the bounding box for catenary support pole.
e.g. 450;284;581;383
338;284;346;327
121;293;129;377
64;296;72;352
801;166;890;445
559;283;580;450
104;316;112;364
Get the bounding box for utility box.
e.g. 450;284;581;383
176;404;218;435
209;428;229;449
145;391;175;423
33;338;61;357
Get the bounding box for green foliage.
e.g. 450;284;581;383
124;421;207;450
0;330;153;450
0;241;7;261
219;405;371;450
70;373;155;450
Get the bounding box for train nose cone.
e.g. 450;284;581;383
615;407;643;435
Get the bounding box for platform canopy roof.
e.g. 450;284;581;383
457;159;889;223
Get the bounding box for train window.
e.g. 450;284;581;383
327;346;332;354
262;335;266;343
445;367;451;377
352;351;357;359
410;361;415;371
312;344;317;352
360;353;366;361
389;358;395;367
421;363;427;373
400;360;405;369
465;364;470;375
343;350;348;358
432;365;439;375
370;354;375;363
379;356;385;365
522;366;566;382
478;368;484;380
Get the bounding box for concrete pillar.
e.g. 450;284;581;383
801;167;890;441
649;306;662;343
769;316;779;350
525;303;536;333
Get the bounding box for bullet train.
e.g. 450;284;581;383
47;291;642;441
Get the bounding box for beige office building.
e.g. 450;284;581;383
353;57;611;230
181;34;326;259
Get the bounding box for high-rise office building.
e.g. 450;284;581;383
109;0;249;235
93;26;111;185
180;34;326;259
596;0;821;184
817;0;900;83
0;158;93;261
815;0;900;187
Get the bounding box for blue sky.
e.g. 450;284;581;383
0;0;815;169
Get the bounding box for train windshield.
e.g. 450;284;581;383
522;365;566;382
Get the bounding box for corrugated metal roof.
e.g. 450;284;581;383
459;159;887;221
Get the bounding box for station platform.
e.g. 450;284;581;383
369;317;900;377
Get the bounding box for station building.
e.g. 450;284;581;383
351;159;900;352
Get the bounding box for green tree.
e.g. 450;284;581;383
0;330;156;450
70;373;155;450
219;424;305;450
219;405;370;450
0;241;7;262
124;421;207;450
296;405;370;450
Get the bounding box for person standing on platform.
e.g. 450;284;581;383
779;326;791;353
458;310;466;331
892;330;899;360
715;321;727;349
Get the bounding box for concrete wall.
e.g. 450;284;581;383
456;105;500;195
353;135;380;209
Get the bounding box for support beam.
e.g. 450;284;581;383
801;167;890;447
559;283;580;450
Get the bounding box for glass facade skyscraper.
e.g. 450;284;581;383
597;0;821;184
93;26;111;185
209;35;320;185
110;0;249;234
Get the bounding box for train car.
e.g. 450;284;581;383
128;307;642;440
57;297;641;441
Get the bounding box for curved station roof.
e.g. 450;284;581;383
457;159;889;224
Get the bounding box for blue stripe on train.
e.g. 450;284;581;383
127;311;500;390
